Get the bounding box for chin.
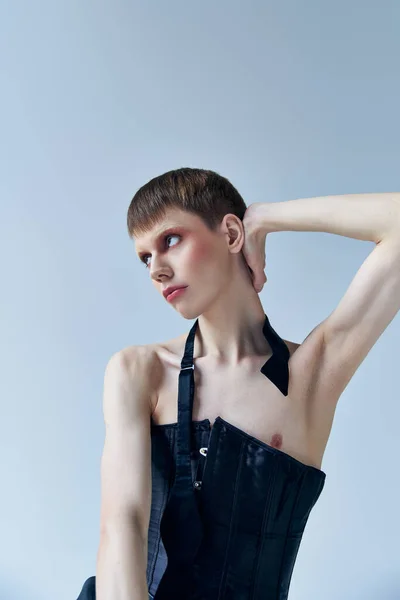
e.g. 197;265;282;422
175;307;202;321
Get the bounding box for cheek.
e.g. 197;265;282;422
187;240;214;266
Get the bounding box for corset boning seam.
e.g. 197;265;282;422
250;453;279;599
148;427;175;593
276;467;308;598
217;437;246;599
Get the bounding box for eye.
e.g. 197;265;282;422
141;234;181;268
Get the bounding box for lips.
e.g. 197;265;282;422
163;285;187;299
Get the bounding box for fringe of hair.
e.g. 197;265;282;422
127;167;248;238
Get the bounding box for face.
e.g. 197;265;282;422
134;208;241;319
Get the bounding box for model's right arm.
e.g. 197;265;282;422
96;347;154;600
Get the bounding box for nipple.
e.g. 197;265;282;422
270;433;283;449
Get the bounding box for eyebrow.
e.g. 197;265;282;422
136;226;184;258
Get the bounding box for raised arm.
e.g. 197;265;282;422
96;347;154;600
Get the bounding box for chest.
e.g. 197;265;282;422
153;351;317;468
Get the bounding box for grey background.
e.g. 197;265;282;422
1;1;399;599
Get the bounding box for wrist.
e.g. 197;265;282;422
244;202;276;235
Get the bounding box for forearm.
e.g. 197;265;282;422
257;193;400;243
96;517;149;600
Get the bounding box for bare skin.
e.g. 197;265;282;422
131;208;342;472
96;196;400;598
129;202;400;473
123;326;332;471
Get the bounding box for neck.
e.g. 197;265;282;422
195;283;269;366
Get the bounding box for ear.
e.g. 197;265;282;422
222;213;246;253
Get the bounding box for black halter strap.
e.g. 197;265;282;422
155;314;290;598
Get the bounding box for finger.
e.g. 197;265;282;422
254;271;267;293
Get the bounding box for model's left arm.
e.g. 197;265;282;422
256;193;400;399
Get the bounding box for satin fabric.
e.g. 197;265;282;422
76;314;326;600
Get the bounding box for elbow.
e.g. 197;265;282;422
386;196;400;241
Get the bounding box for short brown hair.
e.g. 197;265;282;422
127;167;248;239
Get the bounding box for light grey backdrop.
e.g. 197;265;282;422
1;1;399;599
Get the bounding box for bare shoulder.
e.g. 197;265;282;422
117;332;313;418
283;323;332;406
117;343;163;415
285;323;341;434
283;336;323;392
